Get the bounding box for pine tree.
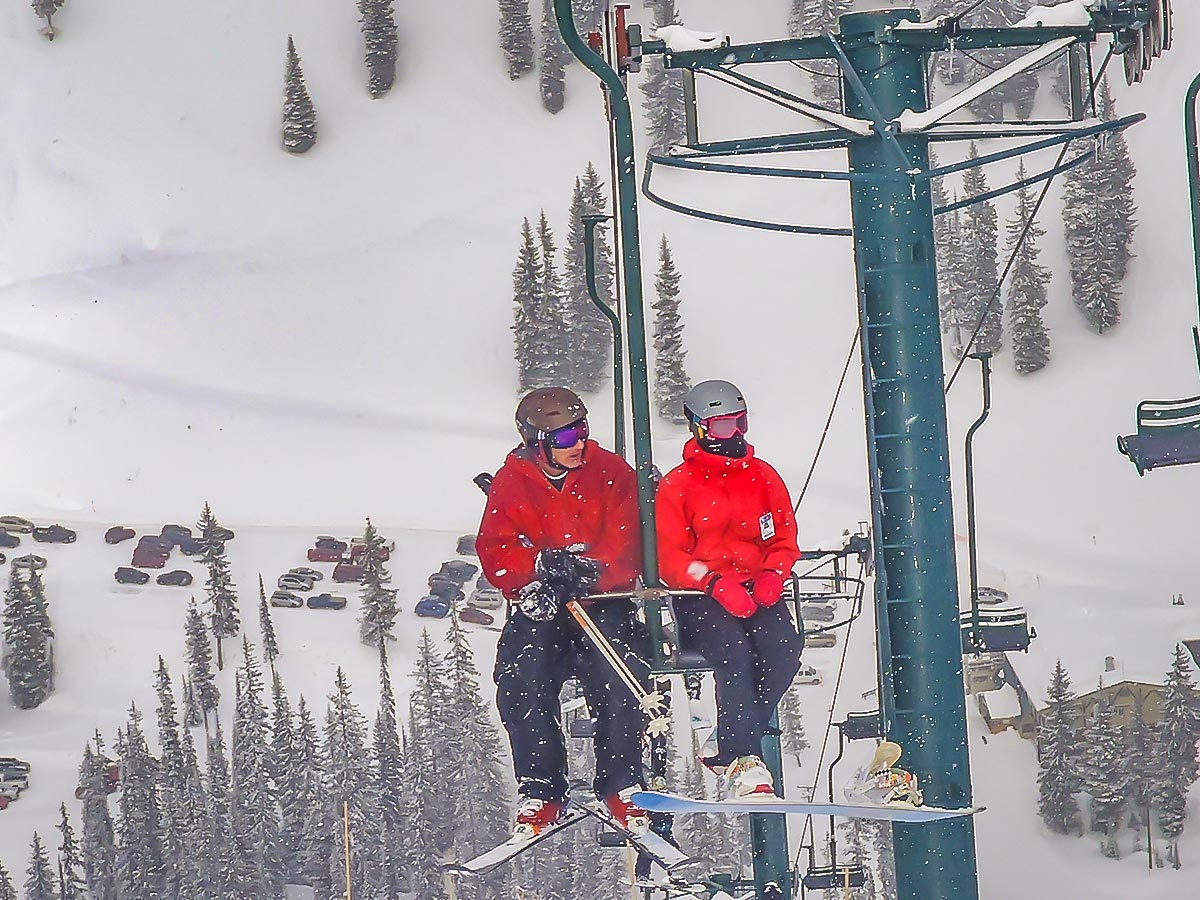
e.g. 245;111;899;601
1124;702;1155;852
675;756;725;871
182;675;202;729
358;517;399;648
175;725;212;900
563;168;616;392
204;722;237;900
777;677;809;764
652;235;690;424
283;35;318;155
198;502;240;670
1097;79;1138;279
231;639;286;899
56;804;88;900
375;644;412;898
839;820;879;898
537;210;570;386
268;670;306;886
513;218;547;389
298;696;335;895
409;629;456;850
115;705;166;900
77;743;118;900
357;0;398;98
1153;644;1200;868
802;0;853;107
24;834;56;900
154;658;189;896
959;143;1002;354
641;0;686;153
258;575;279;667
1005;162;1051;374
0;862;14;900
3;567;54;709
1081;697;1126;854
1037;659;1083;835
324;669;386;898
866;821;897;899
499;0;535;80
185;598;220;727
539;0;567;113
405;710;447;900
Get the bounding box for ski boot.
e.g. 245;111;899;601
722;755;776;799
604;786;650;833
514;796;566;837
843;740;924;807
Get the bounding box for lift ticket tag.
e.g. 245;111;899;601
759;512;775;541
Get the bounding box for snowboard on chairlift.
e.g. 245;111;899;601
632;791;983;824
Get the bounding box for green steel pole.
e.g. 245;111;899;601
554;0;659;585
1185;72;1200;374
839;10;979;900
583;214;626;458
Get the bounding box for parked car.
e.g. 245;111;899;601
0;796;11;810
315;537;348;553
475;572;496;592
131;549;168;569
427;580;465;604
288;566;323;581
12;554;47;571
332;562;366;583
210;526;235;542
468;587;503;610
115;567;151;585
793;664;822;685
415;595;450;618
159;524;193;545
156;570;193;587
137;535;172;552
349;543;390;562
307;593;348;610
800;604;837;624
0;758;30;770
270;591;304;608
436;559;478;583
0;784;19;801
0;772;29;791
0;517;33;534
32;524;76;544
976;587;1010;606
278;574;315;592
177;536;209;556
458;604;495;626
307;546;343;563
804;631;838;649
456;534;478;556
104;526;135;545
0;529;20;549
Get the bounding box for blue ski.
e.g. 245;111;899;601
632;791;983;823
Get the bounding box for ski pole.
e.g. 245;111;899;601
565;600;672;737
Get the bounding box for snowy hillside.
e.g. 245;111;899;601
3;0;1200;897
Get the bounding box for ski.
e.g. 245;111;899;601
444;809;590;876
570;798;696;871
632;791;984;824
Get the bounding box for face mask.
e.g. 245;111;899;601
698;432;748;458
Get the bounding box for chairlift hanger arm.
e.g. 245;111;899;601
695;66;872;136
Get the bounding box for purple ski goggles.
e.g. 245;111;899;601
546;418;590;449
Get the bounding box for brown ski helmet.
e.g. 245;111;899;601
515;387;588;446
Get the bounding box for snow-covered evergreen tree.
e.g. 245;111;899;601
802;0;852;107
154;658;189;896
1098;79;1138;279
652;234;690;424
1037;659;1083;835
1005;162;1051;374
185;598;220;727
358;517;399;648
675;755;725;871
499;0;535;80
56;804;88;900
444;613;510;897
198;502;240;670
537;210;570;386
777;676;809;764
204;721;237;900
257;575;279;668
838;820;879;898
563;168;616;392
268;671;305;886
175;724;212;900
1081;697;1127;855
959;143;1002;354
641;0;686;153
409;629;456;850
1124;702;1156;852
1153;644;1200;868
0;862;13;900
77;742;117;900
24;833;55;900
298;696;335;895
116;705;166;900
283;35;318;155
404;709;446;900
231;639;285;899
375;643;412;898
513;217;556;390
539;0;567;113
866;821;897;899
324;668;386;898
358;0;398;98
182;675;202;729
3;567;54;709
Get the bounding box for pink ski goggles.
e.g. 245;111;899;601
698;411;748;440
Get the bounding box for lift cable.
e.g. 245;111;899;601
945;43;1116;393
794;326;862;514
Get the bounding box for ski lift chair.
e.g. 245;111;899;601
959;606;1035;654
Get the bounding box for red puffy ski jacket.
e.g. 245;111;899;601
477;441;642;599
655;439;800;590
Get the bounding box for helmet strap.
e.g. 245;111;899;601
538;438;585;474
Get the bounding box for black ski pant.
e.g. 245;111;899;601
493;600;649;803
673;596;803;765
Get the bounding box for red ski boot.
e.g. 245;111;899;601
514;797;566;837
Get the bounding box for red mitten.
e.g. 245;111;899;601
752;571;785;607
707;576;756;618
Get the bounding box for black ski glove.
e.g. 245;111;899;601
536;546;601;601
516;580;561;622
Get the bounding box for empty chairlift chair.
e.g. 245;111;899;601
959;606;1035;654
1117;394;1200;474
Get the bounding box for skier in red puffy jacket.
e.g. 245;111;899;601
656;379;803;798
478;387;650;837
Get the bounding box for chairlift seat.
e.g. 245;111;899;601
959;606;1032;654
1116;395;1200;475
802;864;867;891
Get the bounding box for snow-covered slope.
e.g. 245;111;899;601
2;0;1200;896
